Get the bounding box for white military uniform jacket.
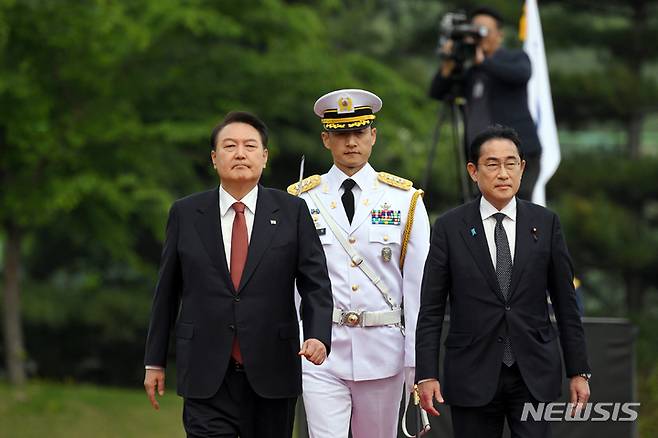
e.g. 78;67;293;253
293;163;430;381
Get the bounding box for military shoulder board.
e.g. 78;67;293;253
377;172;412;191
287;175;321;195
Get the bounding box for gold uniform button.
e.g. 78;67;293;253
351;285;359;291
349;236;356;244
383;235;389;242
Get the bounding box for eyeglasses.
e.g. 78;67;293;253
479;160;521;173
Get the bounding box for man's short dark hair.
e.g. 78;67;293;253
210;111;269;150
470;6;504;28
468;125;523;163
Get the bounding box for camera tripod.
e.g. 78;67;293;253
423;94;476;204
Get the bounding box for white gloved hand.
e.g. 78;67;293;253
404;366;415;395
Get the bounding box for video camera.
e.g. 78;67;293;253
437;12;488;72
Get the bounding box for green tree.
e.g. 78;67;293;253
541;0;658;158
0;0;176;386
540;0;658;312
549;156;658;315
1;0;452;386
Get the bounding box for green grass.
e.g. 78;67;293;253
0;381;185;438
2;377;655;436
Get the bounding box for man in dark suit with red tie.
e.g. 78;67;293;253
416;125;591;437
143;111;333;437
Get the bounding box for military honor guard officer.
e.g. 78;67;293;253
288;89;431;438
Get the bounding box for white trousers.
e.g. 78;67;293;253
302;368;404;438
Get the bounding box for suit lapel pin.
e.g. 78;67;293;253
531;227;538;241
470;227;477;237
270;219;277;225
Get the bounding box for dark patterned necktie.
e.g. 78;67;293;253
341;178;356;224
230;201;248;363
493;212;515;367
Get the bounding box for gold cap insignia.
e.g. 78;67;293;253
337;96;354;114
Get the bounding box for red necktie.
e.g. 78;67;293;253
230;201;248;363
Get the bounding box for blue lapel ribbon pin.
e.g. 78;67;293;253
470;227;477;237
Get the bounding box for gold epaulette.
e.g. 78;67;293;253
287;175;321;195
377;172;413;191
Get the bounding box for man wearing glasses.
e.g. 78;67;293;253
416;125;591;438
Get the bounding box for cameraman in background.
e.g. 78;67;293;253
430;6;541;201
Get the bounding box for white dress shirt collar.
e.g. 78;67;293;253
219;184;259;216
327;162;376;192
480;196;517;222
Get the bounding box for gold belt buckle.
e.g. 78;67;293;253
342;311;361;327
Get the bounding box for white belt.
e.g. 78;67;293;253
332;308;401;328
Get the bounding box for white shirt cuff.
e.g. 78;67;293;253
417;378;437;384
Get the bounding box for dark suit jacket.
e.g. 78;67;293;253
144;185;333;399
429;48;542;157
416;197;590;406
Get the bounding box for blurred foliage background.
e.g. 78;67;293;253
1;0;657;436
